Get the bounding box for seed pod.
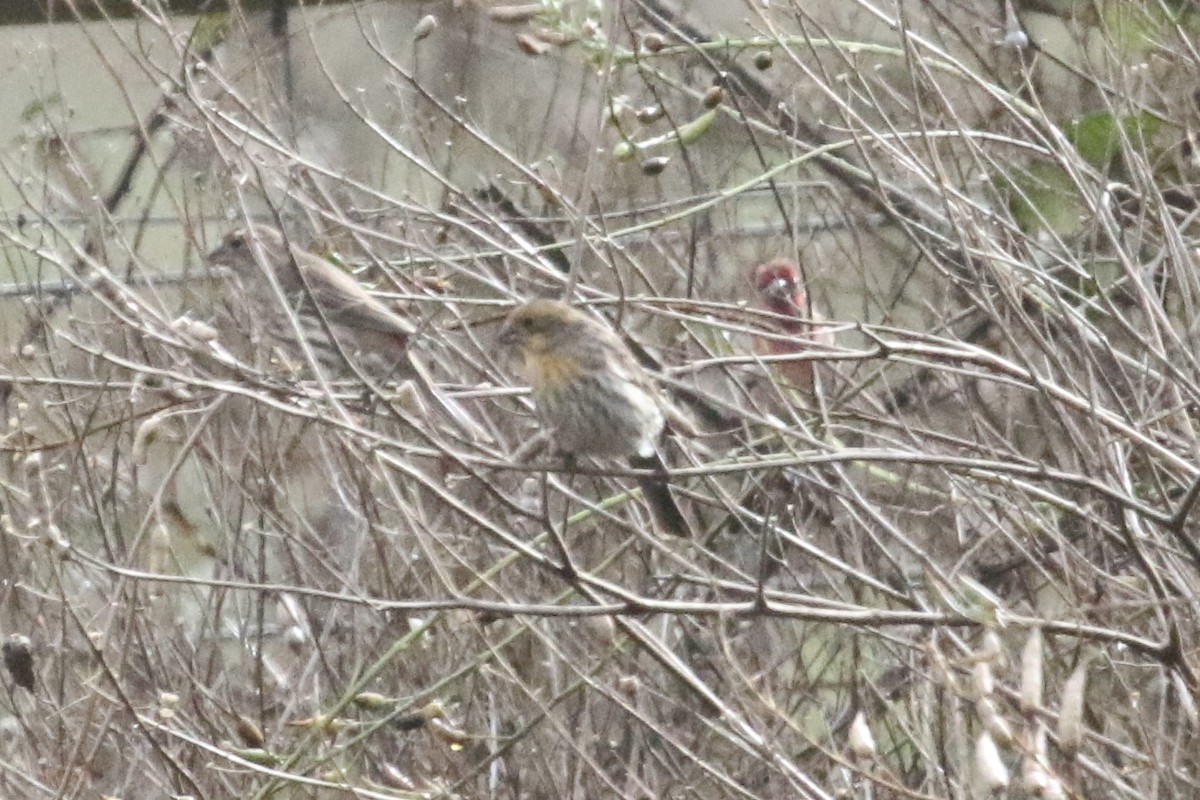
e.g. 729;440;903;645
972;661;994;698
235;716;266;748
413;14;437;41
975;732;1009;791
231;747;279;766
1037;776;1067;799
640;156;669;176
1019;628;1043;714
641;32;664;53
635;105;663;124
612;108;717;160
1028;721;1049;761
172;315;219;341
394;713;428;732
393;380;424;418
605;94;634;128
318;768;349;783
353;692;396;710
485;4;543;23
1021;725;1062;798
1022;760;1054;796
429;717;469;750
379;763;417;791
516;32;550;56
1057;658;1088;756
283;624;306;652
132;411;168;465
976;697;1014;745
980;628;1005;669
927;642;959;691
2;634;34;691
531;26;575;46
677;107;718;144
21;451;42;474
1173;671;1200;728
847;711;876;759
394;700;447;731
963;628;1004;665
288;715;352;734
702;85;724;109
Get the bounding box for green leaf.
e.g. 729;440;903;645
1065;111;1162;170
187;13;230;57
1003;163;1081;234
612;108;718;160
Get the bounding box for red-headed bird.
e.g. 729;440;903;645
750;259;831;391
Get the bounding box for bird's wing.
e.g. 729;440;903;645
299;253;416;337
604;327;650;379
610;332;701;439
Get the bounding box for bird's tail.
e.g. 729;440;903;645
629;452;691;537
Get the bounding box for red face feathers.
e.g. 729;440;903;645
751;259;810;332
749;259;827;390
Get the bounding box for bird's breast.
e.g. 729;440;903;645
531;364;664;459
523;350;588;393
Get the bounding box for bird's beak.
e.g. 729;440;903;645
496;320;517;349
206;247;233;276
764;276;794;302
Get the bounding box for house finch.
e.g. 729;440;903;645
750;259;831;390
497;299;690;537
208;225;487;440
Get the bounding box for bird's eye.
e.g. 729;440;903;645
228;235;245;250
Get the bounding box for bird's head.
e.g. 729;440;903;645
751;259;808;320
497;299;590;355
751;259;802;305
207;225;288;279
497;299;597;385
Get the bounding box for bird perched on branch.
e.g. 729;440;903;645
207;224;487;440
497;299;691;537
750;259;832;391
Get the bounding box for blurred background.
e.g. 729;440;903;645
1;1;1198;797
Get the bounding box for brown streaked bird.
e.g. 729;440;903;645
750;259;832;391
497;298;690;537
208;225;487;440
